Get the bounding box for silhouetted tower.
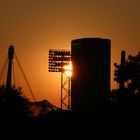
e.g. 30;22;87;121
6;45;14;90
119;50;126;92
71;38;111;112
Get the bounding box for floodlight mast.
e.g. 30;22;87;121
48;49;71;110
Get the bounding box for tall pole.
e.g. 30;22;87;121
6;45;14;90
119;50;125;93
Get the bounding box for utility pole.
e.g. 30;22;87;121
119;50;125;93
6;45;14;90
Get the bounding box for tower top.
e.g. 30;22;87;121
8;45;14;59
71;37;111;43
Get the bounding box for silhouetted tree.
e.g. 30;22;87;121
112;50;140;115
0;85;29;118
114;50;140;95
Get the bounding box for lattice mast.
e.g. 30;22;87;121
48;49;71;110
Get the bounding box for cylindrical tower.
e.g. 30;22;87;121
71;38;111;112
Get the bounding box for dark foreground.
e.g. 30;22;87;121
1;107;140;139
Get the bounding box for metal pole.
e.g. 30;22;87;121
119;50;125;93
6;45;14;90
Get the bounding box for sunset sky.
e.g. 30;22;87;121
0;0;140;107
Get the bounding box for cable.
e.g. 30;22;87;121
14;52;36;102
12;61;16;87
0;55;8;85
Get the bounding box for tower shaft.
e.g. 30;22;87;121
6;45;14;90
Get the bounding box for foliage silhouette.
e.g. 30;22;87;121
0;85;29;118
112;50;140;116
114;51;140;95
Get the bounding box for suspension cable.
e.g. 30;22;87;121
0;55;8;85
14;52;36;102
12;61;16;87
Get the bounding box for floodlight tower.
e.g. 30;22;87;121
48;49;71;110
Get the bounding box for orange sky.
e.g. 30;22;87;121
0;0;140;107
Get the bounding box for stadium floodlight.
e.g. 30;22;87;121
48;49;71;110
63;61;72;77
48;49;71;72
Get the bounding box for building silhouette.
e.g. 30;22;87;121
71;38;111;112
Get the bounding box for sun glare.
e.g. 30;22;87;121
63;61;72;77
